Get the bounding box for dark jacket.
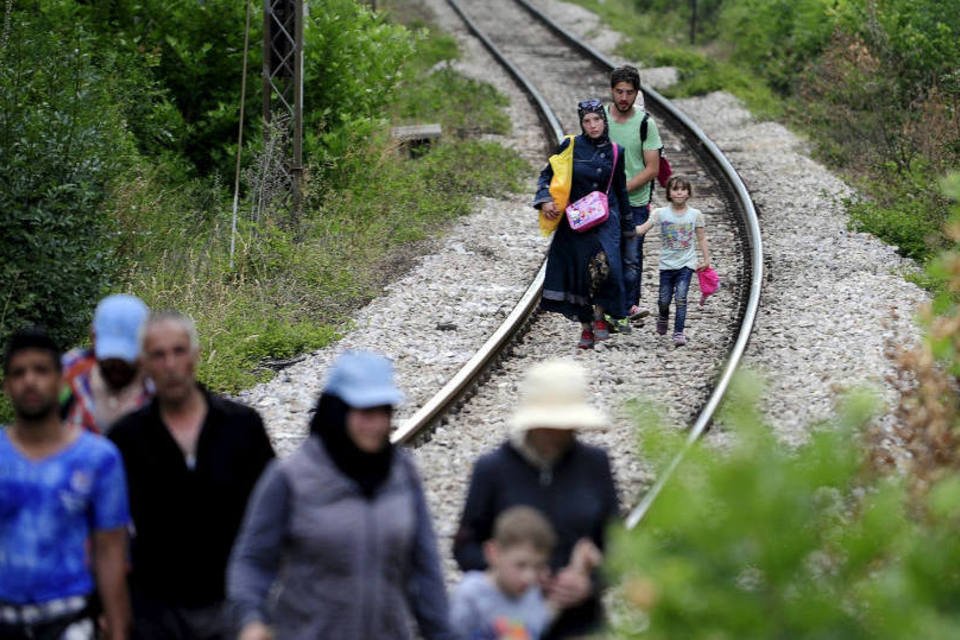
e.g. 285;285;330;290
534;136;631;320
533;135;633;236
453;440;620;639
227;436;453;640
109;389;275;607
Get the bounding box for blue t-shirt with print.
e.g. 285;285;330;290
450;571;552;640
0;428;130;604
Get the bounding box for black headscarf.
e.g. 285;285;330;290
577;98;611;147
310;392;394;498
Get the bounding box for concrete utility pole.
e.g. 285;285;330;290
262;0;304;219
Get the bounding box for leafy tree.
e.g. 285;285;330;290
0;6;137;348
72;0;255;175
302;0;416;190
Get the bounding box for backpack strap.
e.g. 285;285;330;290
605;143;619;194
639;113;659;202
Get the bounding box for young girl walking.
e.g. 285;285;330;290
635;175;711;346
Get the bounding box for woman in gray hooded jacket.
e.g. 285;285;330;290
227;351;453;640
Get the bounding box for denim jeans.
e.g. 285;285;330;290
621;204;650;308
658;267;694;333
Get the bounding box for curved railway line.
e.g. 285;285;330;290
394;0;761;530
240;0;767;567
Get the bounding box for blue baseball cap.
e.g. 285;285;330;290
93;294;149;363
324;351;405;409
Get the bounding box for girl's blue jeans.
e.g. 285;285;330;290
658;267;693;333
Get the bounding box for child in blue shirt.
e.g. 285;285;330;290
450;506;600;640
635;175;712;346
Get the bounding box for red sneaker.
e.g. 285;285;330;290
592;319;611;341
578;329;595;349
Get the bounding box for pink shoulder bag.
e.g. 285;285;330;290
565;144;619;233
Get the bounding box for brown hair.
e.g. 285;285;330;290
665;175;693;203
492;506;557;553
610;65;641;91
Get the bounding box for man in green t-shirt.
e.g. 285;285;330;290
606;65;661;320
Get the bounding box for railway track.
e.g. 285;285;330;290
399;0;761;530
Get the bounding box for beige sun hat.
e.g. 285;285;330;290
509;359;608;432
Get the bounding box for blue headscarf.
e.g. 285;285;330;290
577;98;610;147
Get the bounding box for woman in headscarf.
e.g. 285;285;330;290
534;98;632;349
227;351;453;640
452;359;620;639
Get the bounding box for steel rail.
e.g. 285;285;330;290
512;0;763;528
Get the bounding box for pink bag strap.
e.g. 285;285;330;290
605;144;619;194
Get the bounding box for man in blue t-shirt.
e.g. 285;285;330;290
0;328;131;640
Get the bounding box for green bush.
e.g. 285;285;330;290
303;0;416;131
610;376;960;637
111;10;529;394
72;0;257;174
394;67;510;138
718;0;840;94
848;199;944;262
0;8;136;348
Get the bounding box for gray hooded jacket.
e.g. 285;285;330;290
228;436;453;640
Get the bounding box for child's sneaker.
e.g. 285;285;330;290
578;329;595;349
628;305;650;320
673;332;687;346
656;317;668;335
592;319;611;341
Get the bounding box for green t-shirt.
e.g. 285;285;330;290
606;104;662;206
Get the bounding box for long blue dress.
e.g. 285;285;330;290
534;135;632;322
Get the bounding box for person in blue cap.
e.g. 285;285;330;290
62;293;153;434
228;351;453;640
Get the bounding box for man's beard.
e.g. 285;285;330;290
15;399;58;422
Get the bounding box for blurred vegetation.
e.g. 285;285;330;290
608;175;960;636
571;0;960;267
611;377;960;637
0;0;528;416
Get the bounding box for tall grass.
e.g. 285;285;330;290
110;111;527;394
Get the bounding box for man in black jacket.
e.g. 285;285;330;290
453;359;620;639
110;311;275;640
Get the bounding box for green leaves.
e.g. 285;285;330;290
611;372;960;637
0;7;136;348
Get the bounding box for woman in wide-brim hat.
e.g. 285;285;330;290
453;359;620;639
228;351;453;640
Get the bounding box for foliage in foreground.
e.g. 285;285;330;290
610;375;960;638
